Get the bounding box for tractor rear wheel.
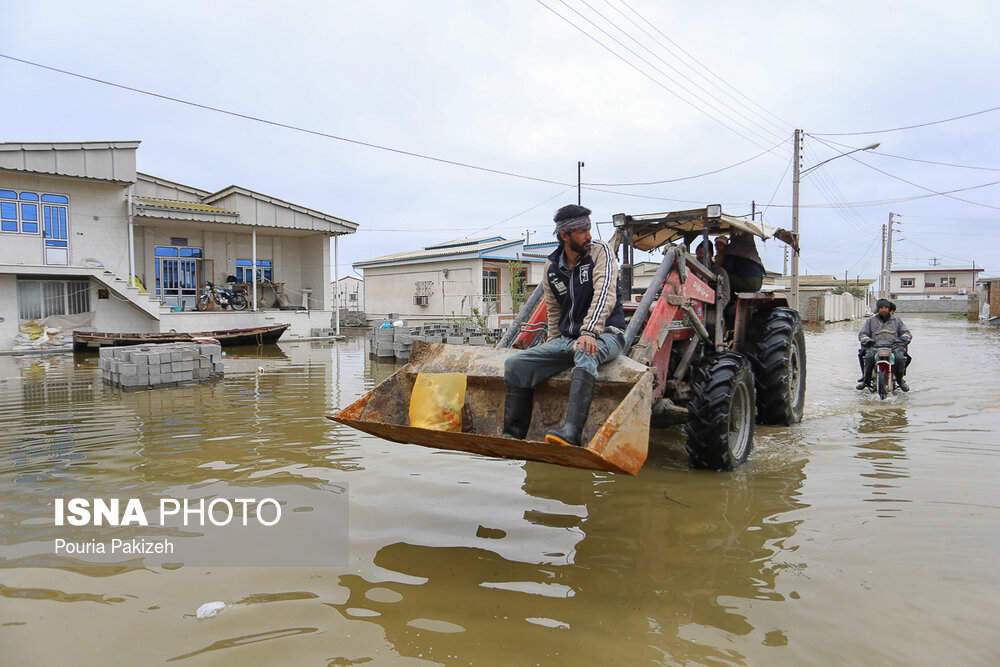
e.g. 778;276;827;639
746;306;806;425
685;352;756;470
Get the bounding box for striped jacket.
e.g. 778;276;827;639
542;240;626;340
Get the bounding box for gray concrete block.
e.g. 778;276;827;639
170;351;182;362
119;362;137;376
99;347;114;359
181;361;194;372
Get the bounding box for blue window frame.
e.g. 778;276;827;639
235;259;273;282
0;189;65;234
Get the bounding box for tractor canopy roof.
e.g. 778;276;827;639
611;207;799;252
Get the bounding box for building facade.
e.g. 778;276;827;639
0;141;357;350
889;266;984;300
355;237;549;327
334;276;364;311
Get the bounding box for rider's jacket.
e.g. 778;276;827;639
859;313;912;347
542;240;626;340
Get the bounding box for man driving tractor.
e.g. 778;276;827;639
501;204;626;447
857;298;912;392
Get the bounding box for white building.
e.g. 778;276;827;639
334;276;364;311
0;141;357;350
354;237;550;327
889;266;984;300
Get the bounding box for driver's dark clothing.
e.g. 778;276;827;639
858;312;912;380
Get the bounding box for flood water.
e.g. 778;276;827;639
2;314;999;665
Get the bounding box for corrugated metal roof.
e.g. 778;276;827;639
133;196;237;215
356;238;520;267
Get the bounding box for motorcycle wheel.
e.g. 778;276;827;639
231;294;248;311
196;295;211;311
877;367;889;400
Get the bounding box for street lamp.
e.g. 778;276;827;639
791;131;880;309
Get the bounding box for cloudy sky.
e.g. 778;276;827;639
3;1;999;281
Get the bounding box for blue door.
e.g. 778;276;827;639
43;198;69;265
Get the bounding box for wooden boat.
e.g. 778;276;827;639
73;323;291;351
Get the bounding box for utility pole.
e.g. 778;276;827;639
879;224;886;297
525;229;531;245
577;161;585;205
791;129;802;310
783;246;788;276
883;212;898;299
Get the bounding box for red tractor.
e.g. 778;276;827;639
333;207;805;474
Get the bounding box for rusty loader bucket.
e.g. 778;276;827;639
330;340;653;474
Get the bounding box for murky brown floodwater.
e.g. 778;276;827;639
2;314;999;665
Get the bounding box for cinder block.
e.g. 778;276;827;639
181;361;194;372
119;362;137;376
170;351;182;362
99;347;114;359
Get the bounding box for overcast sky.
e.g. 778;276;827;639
3;1;999;281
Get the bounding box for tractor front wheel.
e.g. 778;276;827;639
685;352;756;470
746;306;806;425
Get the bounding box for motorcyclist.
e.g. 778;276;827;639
857;298;912;392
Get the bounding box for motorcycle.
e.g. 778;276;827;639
869;346;896;400
197;281;248;311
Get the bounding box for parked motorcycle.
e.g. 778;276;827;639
197;281;248;311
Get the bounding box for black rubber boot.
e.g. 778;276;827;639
896;374;909;392
501;386;533;439
545;369;596;447
856;360;874;390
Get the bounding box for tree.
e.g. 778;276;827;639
507;255;528;314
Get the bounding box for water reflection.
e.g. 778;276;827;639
331;453;808;664
856;406;911;518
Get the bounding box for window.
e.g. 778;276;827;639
349;292;358;302
236;259;273;282
940;277;956;288
17;279;90;320
900;278;914;288
0;189;64;234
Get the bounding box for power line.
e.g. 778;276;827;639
534;0;779;149
615;0;794;134
819;137;1000;172
810;137;1000;211
811;104;1000;136
584;137;788;186
576;0;787;143
0;52;571;189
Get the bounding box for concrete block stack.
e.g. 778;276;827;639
367;322;503;362
100;342;224;389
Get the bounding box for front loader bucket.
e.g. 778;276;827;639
330;340;653;475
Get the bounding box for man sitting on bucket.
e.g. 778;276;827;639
857;298;912;392
501;204;627;447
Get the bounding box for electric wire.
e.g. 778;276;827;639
810;135;1000;211
584;136;788;186
811;104;1000;136
576;0;787;143
0;53;572;189
818;137;1000;172
616;0;794;134
534;0;779;149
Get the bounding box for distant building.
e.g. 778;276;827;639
354;237;549;326
0;140;357;350
334;276;364;311
889;266;984;300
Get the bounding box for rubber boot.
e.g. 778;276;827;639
545;369;596;447
856;359;874;390
896;373;909;392
501;386;533;439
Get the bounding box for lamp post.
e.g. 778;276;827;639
790;131;879;310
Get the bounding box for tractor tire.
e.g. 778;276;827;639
746;306;806;426
685;352;756;471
